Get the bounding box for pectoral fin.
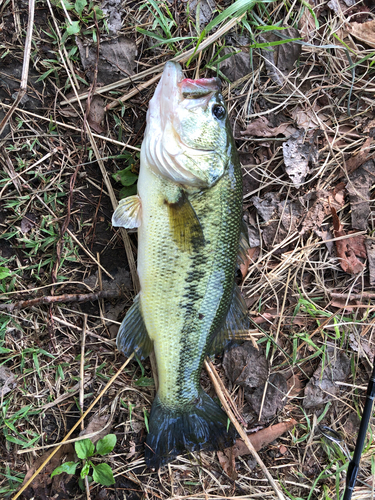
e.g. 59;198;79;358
112;195;141;229
116;294;153;360
165;190;204;252
208;284;249;355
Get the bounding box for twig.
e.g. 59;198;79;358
80;315;88;431
0;289;123;312
330;291;375;300
0;0;35;136
106;73;162;111
12;354;134;500
204;359;286;500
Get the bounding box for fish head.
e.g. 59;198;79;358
142;62;232;188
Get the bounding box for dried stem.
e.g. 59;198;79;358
0;0;35;136
204;359;286;500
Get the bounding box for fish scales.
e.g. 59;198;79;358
112;62;249;468
139;163;242;407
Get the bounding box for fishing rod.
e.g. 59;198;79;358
343;354;375;500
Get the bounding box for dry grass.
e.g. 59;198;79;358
0;0;375;499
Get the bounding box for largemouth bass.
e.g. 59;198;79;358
112;62;249;468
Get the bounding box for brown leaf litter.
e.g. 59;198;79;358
331;206;367;274
218;419;297;479
258;27;301;87
303;348;351;408
282;130;319;187
241;116;296;138
21;444;75;500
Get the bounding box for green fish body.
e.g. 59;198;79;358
112;62;249;468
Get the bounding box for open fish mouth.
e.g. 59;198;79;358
143;61;229;187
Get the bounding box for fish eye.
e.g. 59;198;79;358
212;105;226;120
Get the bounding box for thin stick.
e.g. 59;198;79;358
106;73;162;111
0;289;123;312
204;359;286;500
80;315;88;430
12;354;134;500
330;292;375;300
0;0;35;136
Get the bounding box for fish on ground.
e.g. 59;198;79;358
112;61;249;468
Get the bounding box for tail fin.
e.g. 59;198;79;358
145;389;235;469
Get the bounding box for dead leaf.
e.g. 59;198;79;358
349;20;375;45
345;137;375;175
239;247;260;279
283;130;318;186
126;440;137;460
259;27;301;86
220;48;252;82
87;95;105;134
20;213;37;234
0;366;16;397
300;187;345;235
349;332;375;359
79;413;112;444
58;107;79;118
223;342;268;388
331;207;366;274
364;119;375;133
346;160;375;230
286;372;304;399
241;117;296;138
303;348;350;408
218;419;296;477
291;104;329;130
217;446;237;479
251;192;280;222
251;312;275;324
22;444;75;499
77;36;137;85
246;373;288;420
330;296;362;310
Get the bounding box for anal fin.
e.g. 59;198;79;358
112;195;141;229
116;294;153;360
165;190;204;252
208;284;250;355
